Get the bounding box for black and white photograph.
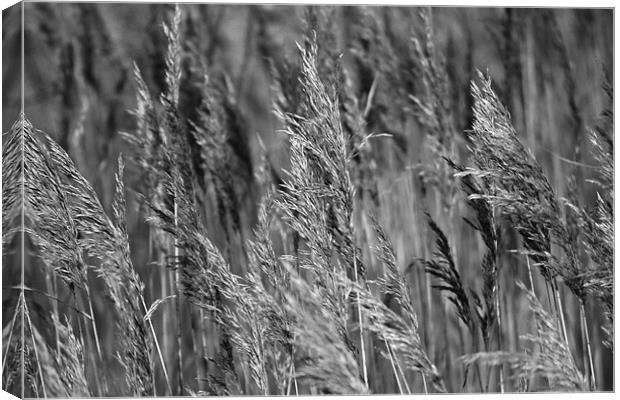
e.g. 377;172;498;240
1;2;615;397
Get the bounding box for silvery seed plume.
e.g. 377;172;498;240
461;72;585;295
22;121;86;291
37;132;154;396
276;33;364;284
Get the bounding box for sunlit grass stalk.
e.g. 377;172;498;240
495;277;504;393
162;5;185;394
83;286;101;359
353;244;368;388
74;290;104;396
74;314;101;396
552;279;569;350
139;296;172;395
579;300;596;390
384;341;405;394
173;200;184;394
45;270;61;358
490;206;504;393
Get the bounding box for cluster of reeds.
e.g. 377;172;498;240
2;5;613;396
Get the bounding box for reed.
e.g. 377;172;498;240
3;5;612;397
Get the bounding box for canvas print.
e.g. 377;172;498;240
1;2;614;397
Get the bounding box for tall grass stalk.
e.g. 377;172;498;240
140;296;173;395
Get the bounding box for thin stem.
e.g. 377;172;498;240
491;206;504;394
257;326;269;395
526;257;535;292
175;279;183;395
424;241;434;364
365;267;407;396
551;281;580;392
24;300;47;398
173;197;184;395
45;271;60;355
141;297;173;395
546;279;568;353
2;294;22;375
580;300;596;390
84;285;102;359
544;280;554;319
190;311;200;393
526;260;550;389
73;290;103;396
286;361;293;395
20;11;26;390
495;278;504;393
160;253;168;385
383;337;405;394
474;351;485;393
579;299;589;389
552;279;569;349
353;249;368;388
198;308;207;392
286;356;299;396
433;193;451;388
